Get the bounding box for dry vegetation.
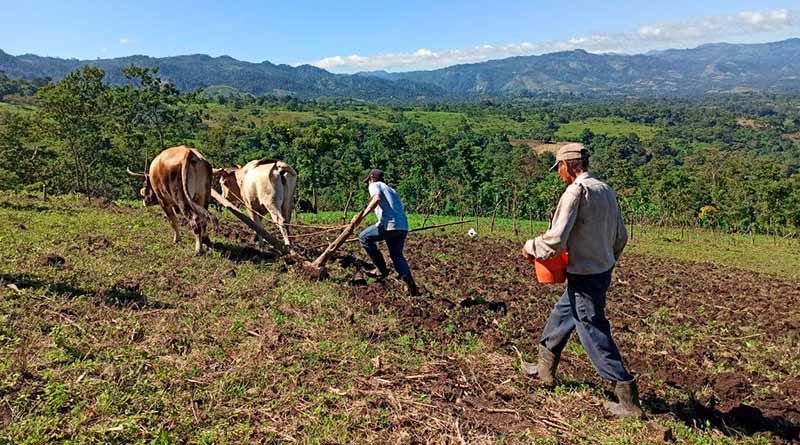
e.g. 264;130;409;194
1;193;798;444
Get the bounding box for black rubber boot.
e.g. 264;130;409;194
521;345;560;387
365;267;389;280
604;378;644;419
399;274;420;296
365;251;389;279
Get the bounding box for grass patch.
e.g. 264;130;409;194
555;117;660;141
0;193;795;444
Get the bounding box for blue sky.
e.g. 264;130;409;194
1;1;798;72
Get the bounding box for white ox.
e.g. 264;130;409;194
214;159;297;246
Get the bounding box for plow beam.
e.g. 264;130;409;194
211;190;288;255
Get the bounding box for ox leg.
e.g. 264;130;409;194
165;207;181;244
264;205;291;246
193;231;203;255
194;229;207;255
202;226;212;248
192;216;207;255
248;209;267;247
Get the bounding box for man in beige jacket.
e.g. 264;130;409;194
522;143;643;418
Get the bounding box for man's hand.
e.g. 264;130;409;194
522;239;536;261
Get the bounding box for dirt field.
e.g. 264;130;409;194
1;197;798;444
295;228;800;443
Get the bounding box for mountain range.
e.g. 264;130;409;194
2;38;800;101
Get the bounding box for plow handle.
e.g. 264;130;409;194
310;212;368;268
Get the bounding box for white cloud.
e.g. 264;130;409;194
119;37;134;45
636;9;796;42
310;8;799;72
739;9;793;31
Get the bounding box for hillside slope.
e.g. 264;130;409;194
2;38;800;100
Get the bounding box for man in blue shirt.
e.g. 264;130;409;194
351;169;419;296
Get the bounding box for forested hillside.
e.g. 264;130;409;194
0;51;444;101
2;39;800;100
1;65;799;234
371;39;800;97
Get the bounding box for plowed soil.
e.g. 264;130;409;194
280;227;800;442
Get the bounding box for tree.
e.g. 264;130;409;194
0;111;49;190
37;66;110;196
106;65;202;172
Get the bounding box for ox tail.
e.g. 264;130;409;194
180;151;216;232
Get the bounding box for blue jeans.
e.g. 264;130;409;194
358;225;411;277
539;269;634;383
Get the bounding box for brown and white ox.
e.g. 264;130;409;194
127;146;214;254
214;159;297;246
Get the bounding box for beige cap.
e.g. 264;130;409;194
550;142;591;171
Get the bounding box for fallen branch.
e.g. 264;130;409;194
44;309;99;342
185;378;207;385
404;373;445;380
715;333;765;341
455;418;466;445
483;407;518;414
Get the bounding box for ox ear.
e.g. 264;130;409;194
212;168;224;177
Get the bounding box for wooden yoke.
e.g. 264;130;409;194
211;189;288;255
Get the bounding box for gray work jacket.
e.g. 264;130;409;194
527;173;628;275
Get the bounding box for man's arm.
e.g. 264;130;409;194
524;186;580;260
351;194;381;224
613;207;628;260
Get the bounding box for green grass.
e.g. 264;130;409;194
401;111;468;130
0;102;37;115
0;193;793;444
555;117;660;142
200;103;553;137
625;225;800;279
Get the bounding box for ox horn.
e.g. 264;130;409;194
126;168;147;177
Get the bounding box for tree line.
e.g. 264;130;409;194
1;66;798;234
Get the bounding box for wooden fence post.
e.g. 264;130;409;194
490;194;499;233
341;188;355;225
529;210;533;236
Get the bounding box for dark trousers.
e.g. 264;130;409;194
358;225;411;277
539;269;633;382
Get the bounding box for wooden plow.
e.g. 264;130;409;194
212;188;471;279
302;218;472;279
210;190;288;255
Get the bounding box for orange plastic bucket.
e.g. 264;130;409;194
533;252;569;284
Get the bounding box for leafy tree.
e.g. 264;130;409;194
0;111;50;190
106;66;202;172
37;66;111;196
